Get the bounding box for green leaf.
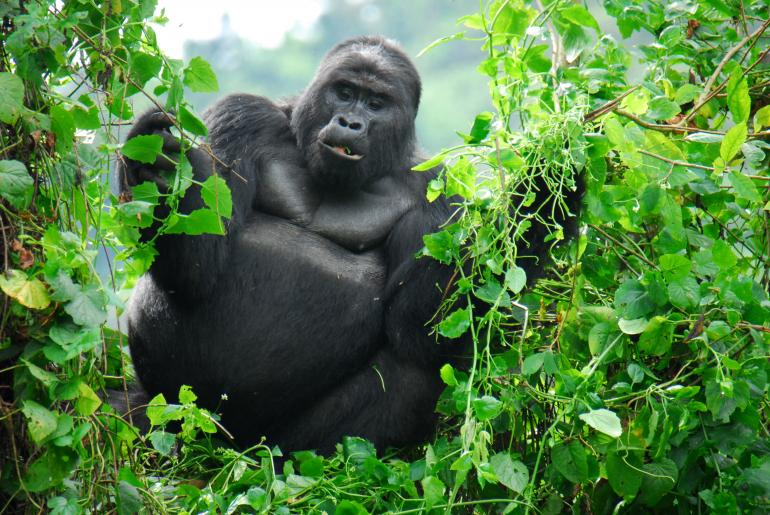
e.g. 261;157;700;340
685;132;723;144
754;105;770;132
726;69;750;124
720;122;747;163
504;266;526;294
638;316;674;356
421;476;446;510
0;72;25;123
75;382;102;415
130;52;163;87
0;270;50;309
51;105;76;153
0;159;33;208
647;97;680;121
467;111;493;143
201;175;232;218
552;441;589;483
618;318;647;335
490;453;528;493
335;500;369;515
579;408;622;438
472;395;503;421
729;171;761;202
638;459;678;506
178;384;197;404
615;280;654;319
667;276;700;310
439;364;458;386
522;352;545;375
412;151;446;171
606;451;643;498
22;400;58;443
674;84;701;105
659;254;691;281
559;4;600;32
148;430;176;455
122;134;164;164
64;285;108;327
183;56;219;92
166;208;225;235
438;307;471;338
178;104;208;136
711;240;737;270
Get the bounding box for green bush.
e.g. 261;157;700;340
0;0;768;513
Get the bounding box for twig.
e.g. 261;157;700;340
584;86;641;122
589;224;658;269
638;150;716;171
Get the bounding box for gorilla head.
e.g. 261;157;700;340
290;36;422;189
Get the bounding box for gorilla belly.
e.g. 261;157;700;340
128;214;387;423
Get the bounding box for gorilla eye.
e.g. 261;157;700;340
367;98;384;111
336;86;354;101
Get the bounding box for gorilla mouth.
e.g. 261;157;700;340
320;141;364;161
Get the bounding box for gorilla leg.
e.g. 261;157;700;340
271;348;443;455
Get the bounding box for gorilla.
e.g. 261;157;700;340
119;36;578;454
120;36;461;453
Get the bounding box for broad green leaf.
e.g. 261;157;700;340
638;316;674;356
659;254;691;281
24;448;79;493
148;431;176;455
472;395;502;421
606;451;643;498
421;476;445;510
620;88;649;115
490;453;528;493
51;105;75;153
75;382;102;415
754;105;770;132
178;384;197;404
726;69;750;124
560;4;600;32
552;441;589;483
439;364;458;386
467;111;493;143
130;52;163;87
438;307;471;338
522;352;545;375
445;156;475;199
615;280;654;319
166;208;225;235
639;459;679;506
22;400;58;443
647;97;680;121
684;132;723;144
667;276;700;310
618;317;647;335
122;134;164;165
0;159;33;208
422;230;456;264
0;270;51;309
64;285;108;327
579;408;622;438
504;266;526;293
711;240;737;270
201;175;232;218
720;123;746;163
0;72;25;123
179;104;208;136
674;84;701;105
183;56;219;92
335;500;369;515
729;171;761;202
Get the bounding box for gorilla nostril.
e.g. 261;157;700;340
337;116;349;127
349;121;362;131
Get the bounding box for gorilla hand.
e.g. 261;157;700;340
119;110;182;193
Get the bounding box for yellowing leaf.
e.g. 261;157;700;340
0;270;51;309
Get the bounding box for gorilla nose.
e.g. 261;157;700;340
336;115;364;131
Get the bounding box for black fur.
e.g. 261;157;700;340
118;36;578;454
119;37;457;453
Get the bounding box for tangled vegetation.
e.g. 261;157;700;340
1;0;769;513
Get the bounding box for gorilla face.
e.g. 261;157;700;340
291;36;422;190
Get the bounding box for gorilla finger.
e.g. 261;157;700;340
144;110;177;131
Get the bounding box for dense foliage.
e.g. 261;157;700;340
0;0;769;513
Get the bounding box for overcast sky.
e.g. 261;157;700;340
153;1;325;57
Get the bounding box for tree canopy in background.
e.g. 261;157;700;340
1;0;769;514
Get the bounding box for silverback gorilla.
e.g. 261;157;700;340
119;36;462;453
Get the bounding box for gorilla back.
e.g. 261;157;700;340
120;36;460;453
